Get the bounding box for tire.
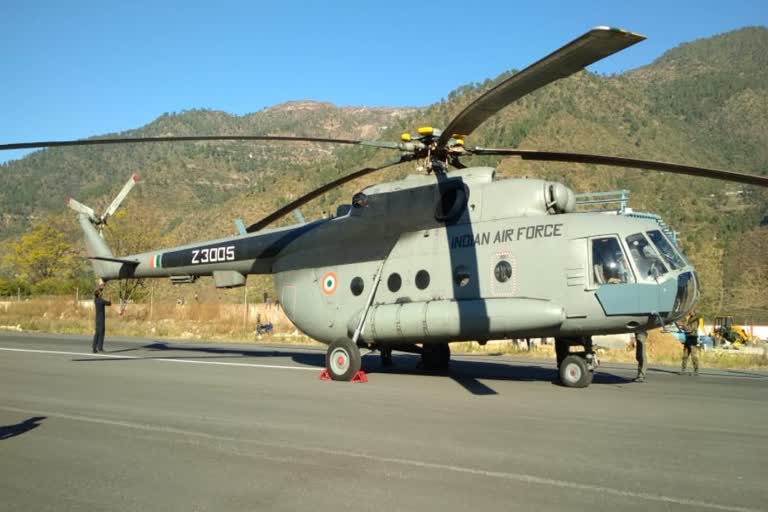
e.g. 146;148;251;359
421;343;450;370
559;355;591;388
326;337;362;381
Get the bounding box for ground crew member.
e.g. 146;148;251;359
679;311;700;376
92;284;112;353
634;330;648;382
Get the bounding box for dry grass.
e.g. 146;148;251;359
1;298;766;369
0;298;305;343
440;330;768;370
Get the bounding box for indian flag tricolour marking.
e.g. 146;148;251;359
149;254;162;269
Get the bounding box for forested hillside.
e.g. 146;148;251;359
1;27;766;320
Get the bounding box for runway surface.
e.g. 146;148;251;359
1;332;766;512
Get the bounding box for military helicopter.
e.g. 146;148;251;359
3;27;767;387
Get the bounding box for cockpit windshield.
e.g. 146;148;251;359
626;233;668;280
646;230;685;270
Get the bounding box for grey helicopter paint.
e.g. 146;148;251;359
78;168;696;355
4;26;766;386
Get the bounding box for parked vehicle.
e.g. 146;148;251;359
667;323;713;351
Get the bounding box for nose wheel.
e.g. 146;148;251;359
555;336;596;388
325;337;362;381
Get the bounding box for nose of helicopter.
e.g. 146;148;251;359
668;268;699;322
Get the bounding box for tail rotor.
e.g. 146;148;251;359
67;174;139;235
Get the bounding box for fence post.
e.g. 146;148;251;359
243;286;249;333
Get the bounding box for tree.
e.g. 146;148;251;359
102;201;167;306
3;217;78;292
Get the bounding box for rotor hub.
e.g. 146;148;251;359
398;126;468;173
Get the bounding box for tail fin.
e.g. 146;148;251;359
77;213;121;279
70;174;139;281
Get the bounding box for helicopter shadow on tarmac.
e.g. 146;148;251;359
374;354;631;395
0;416;47;441
75;341;631;394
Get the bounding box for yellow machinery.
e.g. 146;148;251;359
710;316;758;346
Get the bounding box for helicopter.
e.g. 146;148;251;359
3;27;767;387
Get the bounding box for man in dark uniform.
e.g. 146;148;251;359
92;284;112;353
634;330;648;382
678;311;700;376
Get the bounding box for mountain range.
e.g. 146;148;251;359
2;26;767;320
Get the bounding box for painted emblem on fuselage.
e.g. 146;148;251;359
321;271;338;295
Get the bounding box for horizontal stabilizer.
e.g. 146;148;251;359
87;256;140;266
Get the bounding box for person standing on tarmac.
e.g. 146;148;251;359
634;330;648;382
92;283;112;353
678;311;700;376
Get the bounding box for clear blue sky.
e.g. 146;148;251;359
1;0;766;163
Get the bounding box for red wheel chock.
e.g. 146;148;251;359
318;369;368;383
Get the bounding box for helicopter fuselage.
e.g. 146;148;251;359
96;167;698;347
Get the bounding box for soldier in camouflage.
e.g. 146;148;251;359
678;311;700;376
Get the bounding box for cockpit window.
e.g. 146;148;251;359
646;230;685;270
591;237;631;285
626;233;668;280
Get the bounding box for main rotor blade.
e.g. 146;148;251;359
0;135;401;151
439;27;645;146
245;156;411;233
468;148;768;187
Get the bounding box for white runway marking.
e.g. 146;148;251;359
0;404;760;512
0;346;318;371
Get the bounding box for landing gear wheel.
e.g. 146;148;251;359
326;338;362;381
559;355;591;388
421;343;450;371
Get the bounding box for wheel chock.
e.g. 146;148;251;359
318;369;368;382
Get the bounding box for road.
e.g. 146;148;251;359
1;332;766;512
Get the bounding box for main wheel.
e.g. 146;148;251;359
326;337;362;381
421;343;451;370
559;355;591;388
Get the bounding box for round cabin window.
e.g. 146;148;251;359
350;277;364;296
387;273;402;292
415;270;430;290
494;260;512;283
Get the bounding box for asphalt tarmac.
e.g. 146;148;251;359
1;332;766;512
